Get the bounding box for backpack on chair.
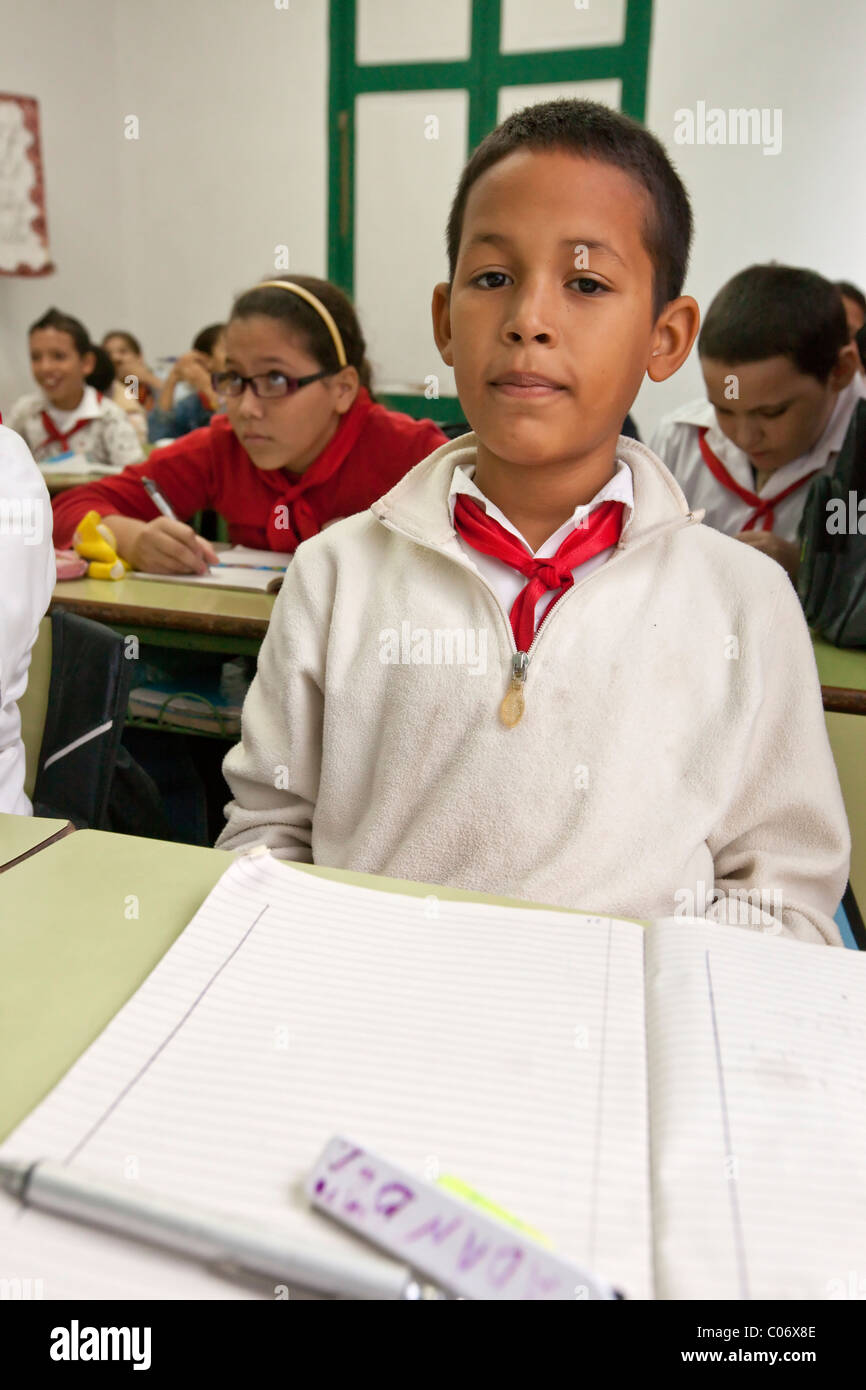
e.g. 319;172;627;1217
797;398;866;648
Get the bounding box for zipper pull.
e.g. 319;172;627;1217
499;651;529;728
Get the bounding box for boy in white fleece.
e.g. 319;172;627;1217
217;98;849;945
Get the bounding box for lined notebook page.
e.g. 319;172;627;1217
645;919;866;1300
0;853;652;1299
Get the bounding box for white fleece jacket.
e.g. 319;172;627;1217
217;433;851;946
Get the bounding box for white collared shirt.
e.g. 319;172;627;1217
44;383;101;434
447;457;634;637
650;374;866;542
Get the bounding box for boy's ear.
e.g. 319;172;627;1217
646;296;701;383
829;341;859;392
431;282;454;366
82;349;97;378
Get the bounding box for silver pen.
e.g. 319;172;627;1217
140;476;178;521
0;1157;439;1300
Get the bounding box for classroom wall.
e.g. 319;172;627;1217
0;0;327;406
2;0;865;436
0;0;124;406
634;0;866;439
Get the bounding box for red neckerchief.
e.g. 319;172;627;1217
40;393;103;454
264;387;376;551
697;427;820;532
453;493;626;651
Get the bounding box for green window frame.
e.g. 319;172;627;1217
328;0;654;421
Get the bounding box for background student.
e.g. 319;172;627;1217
0;423;56;814
88;345;149;446
147;323;226;442
52;275;447;571
649;265;865;579
835;280;866;342
6;309;145;470
101;330;164;412
217;99;849;947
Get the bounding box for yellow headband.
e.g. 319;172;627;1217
253;280;348;368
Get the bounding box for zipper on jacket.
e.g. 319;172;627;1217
500;650;529;727
374;508;700;729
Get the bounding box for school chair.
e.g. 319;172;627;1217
18;611;134;829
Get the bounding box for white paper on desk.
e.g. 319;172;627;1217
133;566;281;593
39;456;120;477
0;854;652;1300
215;546;290;570
645;918;866;1301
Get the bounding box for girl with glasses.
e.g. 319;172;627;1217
52;277;446;574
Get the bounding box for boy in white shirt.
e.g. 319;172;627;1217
0;423;55;813
217;99;849;945
7;308;144;469
650;266;865;579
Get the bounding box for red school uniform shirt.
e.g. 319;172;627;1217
51;388;447;550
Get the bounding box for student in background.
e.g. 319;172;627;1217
650;265;865;579
7;309;145;469
217;99;848;946
148;323;226;443
835;280;866;341
52;276;447;572
0;422;55;814
101;330;163;412
88;345;149;447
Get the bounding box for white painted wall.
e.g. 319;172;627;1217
635;0;866;440
0;0;122;405
1;0;864;440
0;0;327;407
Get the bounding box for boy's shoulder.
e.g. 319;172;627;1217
653;397;715;434
675;510;801;616
6;393;43;425
97;392;136;425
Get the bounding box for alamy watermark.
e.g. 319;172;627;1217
0;496;44;545
674;880;784;930
674;102;782;156
379;623;488;676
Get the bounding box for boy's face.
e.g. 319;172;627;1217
432;150;660;469
701;355;848;472
30;328;93;410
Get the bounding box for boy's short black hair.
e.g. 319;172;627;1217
836;280;866;316
445;98;693;318
193;322;225;356
699;265;849;383
29;307;92;357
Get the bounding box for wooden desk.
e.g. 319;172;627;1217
813;635;866;715
0;825;582;1142
50;574;274;654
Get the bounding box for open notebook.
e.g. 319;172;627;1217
1;852;864;1300
134;545;290;592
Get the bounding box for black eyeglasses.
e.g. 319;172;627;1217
211;368;333;399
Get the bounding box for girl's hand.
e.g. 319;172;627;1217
175;351;212;393
130;517;220;574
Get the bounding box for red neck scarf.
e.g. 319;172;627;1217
453;493;626;651
697;427;820;532
40;394;102;454
264;387;376;551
